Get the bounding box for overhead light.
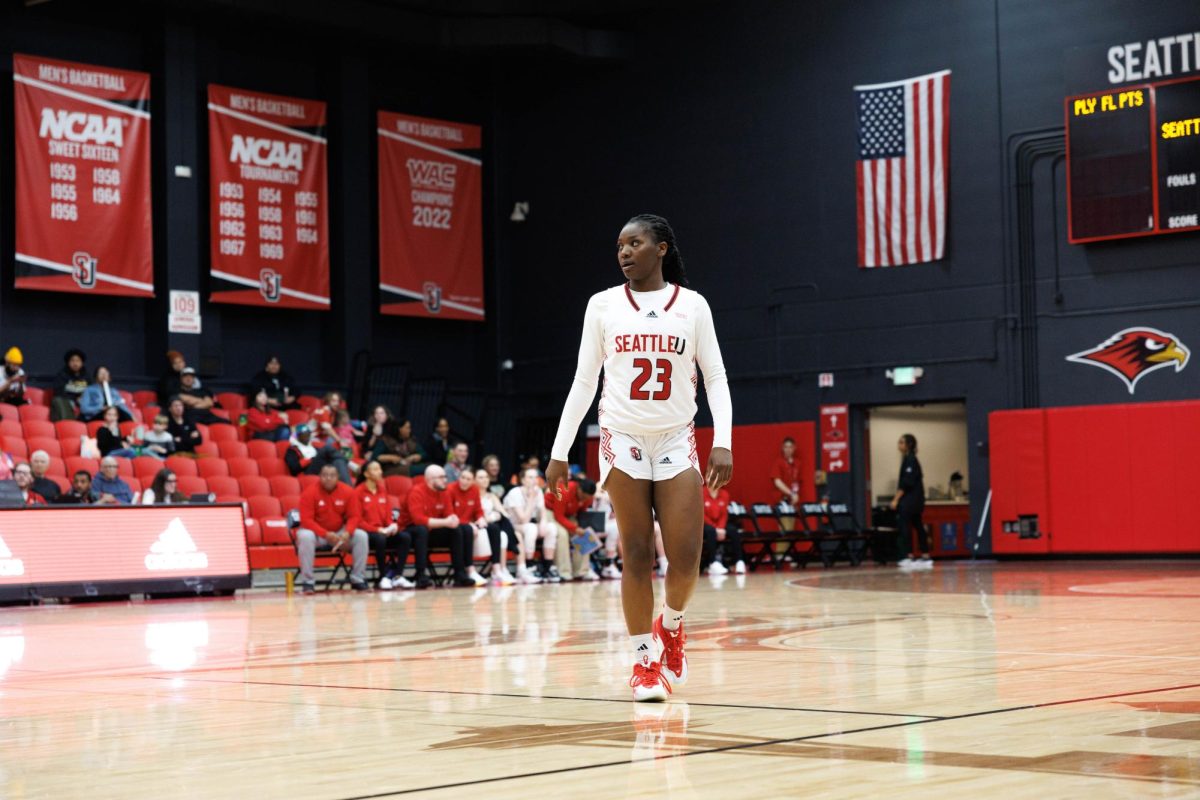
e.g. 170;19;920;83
510;201;529;222
886;366;924;386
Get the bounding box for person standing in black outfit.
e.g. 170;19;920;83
891;433;930;569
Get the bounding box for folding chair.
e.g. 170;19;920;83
286;508;351;591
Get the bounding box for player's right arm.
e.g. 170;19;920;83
547;293;606;497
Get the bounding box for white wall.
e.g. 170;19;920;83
867;402;968;503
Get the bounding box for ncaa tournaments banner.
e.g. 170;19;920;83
13;54;153;297
207;85;329;309
378;111;483;320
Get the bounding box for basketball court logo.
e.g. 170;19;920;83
145;518;209;570
423;281;442;313
1065;327;1189;394
259;269;282;303
72;251;97;289
0;534;25;577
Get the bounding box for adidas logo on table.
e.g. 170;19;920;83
145;518;209;571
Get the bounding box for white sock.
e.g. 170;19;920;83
662;604;685;631
631;634;655;667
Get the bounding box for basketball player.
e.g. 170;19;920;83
546;214;733;701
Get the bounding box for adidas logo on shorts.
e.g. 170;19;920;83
659;456;671;464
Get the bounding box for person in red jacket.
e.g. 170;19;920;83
356;460;413;590
297;463;368;594
770;437;802;531
246;388;290;441
445;466;491;587
399;464;475;589
702;484;745;575
544;478;599;581
13;463;46;506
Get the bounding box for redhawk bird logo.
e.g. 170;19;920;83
1065;327;1189;394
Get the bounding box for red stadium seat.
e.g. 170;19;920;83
269;475;300;497
55;420;87;440
247;495;289;544
209;408;231;421
197;459;229;479
275;440;291;459
226;457;259;477
114;457;134;477
246;440;277;460
164;456;199;477
385;475;413;498
243;518;262;546
46;458;66;477
119;421;140;439
57;436;81;457
66;456;99;476
286;410;309;427
0;421;22;440
133;390;157;409
48;474;71;492
21;388;46;407
22;421;55;440
278;493;301;513
86;420;104;438
217;440;248;459
298;474;320;492
118;390;135;408
256;457;287;477
194;442;219;458
26;437;62;458
4;439;28;460
216;392;247;412
209;425;239;443
298;395;322;412
17;402;49;422
176;476;208;496
134;456;164;481
0;404;17;423
205;476;239;497
237;475;270;498
195;423;209;441
129;408;144;424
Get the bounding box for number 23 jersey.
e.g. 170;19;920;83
551;282;732;462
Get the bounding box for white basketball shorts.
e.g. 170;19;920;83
598;423;699;487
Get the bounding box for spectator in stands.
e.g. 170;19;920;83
308;391;341;435
770;437;802;532
80;366;133;422
366;408;425;476
178;368;232;426
702;484;746;575
332;410;361;452
250;355;298;409
0;347;28;406
589;485;623;579
444;442;470;483
474;468;516;585
286;424;352;484
53;470;96;504
425;417;453;466
545;477;601;581
246;388;290;441
399;464;474;589
296;463;368;594
355;460;413;590
51;348;88;421
480;454;506;499
12;463;45;505
157;351;189;407
28;450;61;503
96;405;140;458
166;397;201;454
93;457;133;505
503;468;557;583
445;465;491;587
143;469;186;505
142;414;175;458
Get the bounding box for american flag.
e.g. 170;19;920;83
855;69;950;268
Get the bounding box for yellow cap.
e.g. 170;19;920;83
4;347;22;365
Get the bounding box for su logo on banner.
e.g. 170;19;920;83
423;281;442;314
259;269;281;303
72;252;97;289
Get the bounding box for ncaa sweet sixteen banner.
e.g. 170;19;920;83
13;54;153;297
378;111;483;320
208;85;329;309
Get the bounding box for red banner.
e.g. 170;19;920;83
13;54;153;297
378;111;483;320
207;85;329;309
820;404;850;473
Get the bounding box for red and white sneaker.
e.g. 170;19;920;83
654;614;688;688
629;661;671;702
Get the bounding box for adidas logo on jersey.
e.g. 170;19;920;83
145;518;209;571
646;310;657;318
0;534;24;577
659;456;672;464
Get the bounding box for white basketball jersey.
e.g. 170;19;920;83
551;282;732;461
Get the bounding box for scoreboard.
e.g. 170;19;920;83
1066;75;1200;243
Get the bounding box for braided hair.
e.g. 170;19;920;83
626;213;689;288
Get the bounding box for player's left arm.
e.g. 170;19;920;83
695;295;732;490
